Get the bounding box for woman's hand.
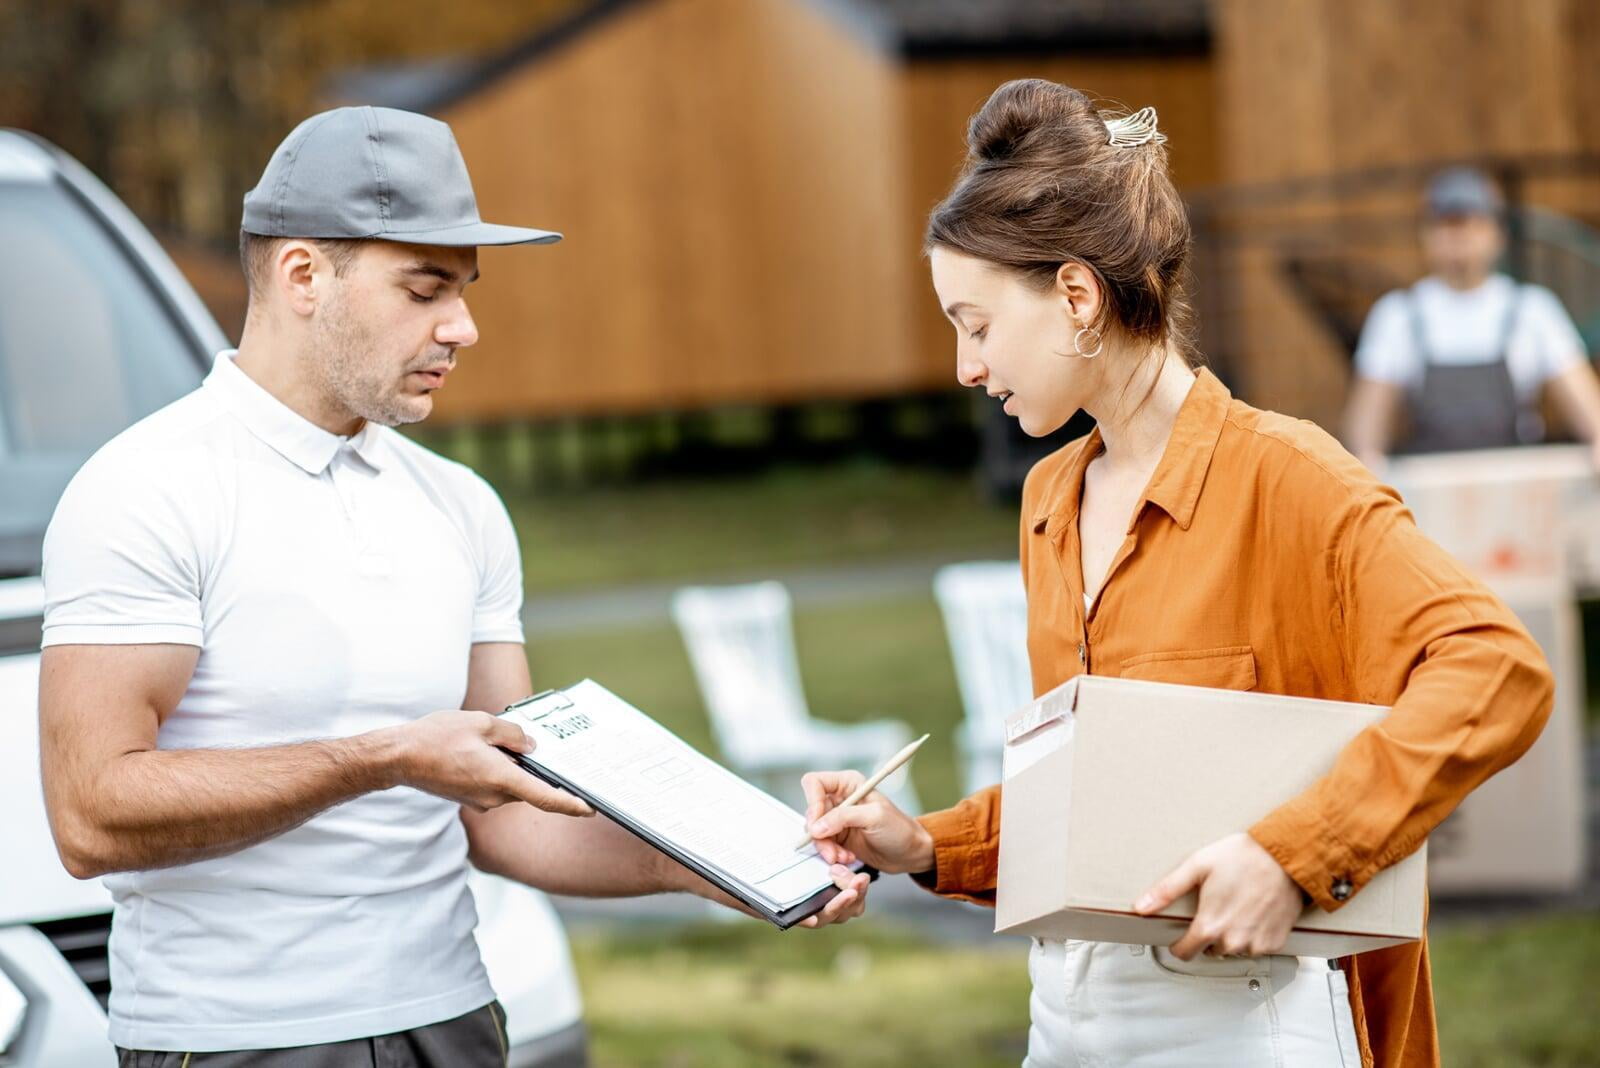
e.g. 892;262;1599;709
800;770;935;875
1134;832;1307;960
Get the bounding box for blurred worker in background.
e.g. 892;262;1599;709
1342;165;1600;470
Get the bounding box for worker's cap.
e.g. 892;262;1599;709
1423;167;1503;220
241;106;560;247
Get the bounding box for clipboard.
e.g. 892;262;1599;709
499;685;876;930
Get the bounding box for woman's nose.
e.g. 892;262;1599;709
956;351;987;389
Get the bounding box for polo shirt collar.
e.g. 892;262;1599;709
205;351;386;475
1031;366;1230;536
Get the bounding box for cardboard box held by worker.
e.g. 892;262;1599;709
1385;444;1599;586
995;675;1426;957
1427;579;1588;894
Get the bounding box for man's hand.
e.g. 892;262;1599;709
386;710;594;817
1134;832;1306;960
798;865;871;928
800;770;934;875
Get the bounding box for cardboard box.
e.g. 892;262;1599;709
995;676;1427;957
1386;445;1599;587
1428;579;1588;894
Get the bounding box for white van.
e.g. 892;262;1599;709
0;129;586;1066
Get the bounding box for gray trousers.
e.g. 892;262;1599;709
116;1002;507;1068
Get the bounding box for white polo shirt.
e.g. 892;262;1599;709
41;351;525;1052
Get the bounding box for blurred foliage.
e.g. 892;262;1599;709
0;0;578;243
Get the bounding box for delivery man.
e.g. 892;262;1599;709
1342;166;1600;470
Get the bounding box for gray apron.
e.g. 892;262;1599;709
1401;284;1534;454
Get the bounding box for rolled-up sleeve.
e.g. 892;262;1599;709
1250;487;1555;911
911;785;1002;905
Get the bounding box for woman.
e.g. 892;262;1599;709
802;80;1552;1067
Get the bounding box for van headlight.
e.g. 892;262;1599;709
0;967;25;1053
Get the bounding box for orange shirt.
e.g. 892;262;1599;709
917;368;1553;1067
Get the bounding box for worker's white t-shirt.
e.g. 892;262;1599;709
41;352;525;1052
1354;274;1587;399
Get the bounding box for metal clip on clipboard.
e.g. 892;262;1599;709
504;688;575;722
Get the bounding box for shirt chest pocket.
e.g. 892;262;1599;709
1117;644;1258;691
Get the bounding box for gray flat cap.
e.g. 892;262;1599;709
1424;166;1503;219
242;106;560;247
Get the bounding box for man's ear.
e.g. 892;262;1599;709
276;240;321;317
1055;261;1103;328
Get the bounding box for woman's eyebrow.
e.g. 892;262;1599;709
944;300;977;322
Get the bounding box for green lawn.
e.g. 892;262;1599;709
567;912;1600;1068
1430;911;1600;1067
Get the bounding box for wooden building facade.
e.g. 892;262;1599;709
255;0;1599;431
396;0;1217;423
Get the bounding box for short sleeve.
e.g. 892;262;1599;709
1353;290;1421;386
469;476;525;645
1519;285;1588;385
41;452;204;647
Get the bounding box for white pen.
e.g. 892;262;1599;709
795;733;930;850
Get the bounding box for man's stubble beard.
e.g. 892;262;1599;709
311;291;427;429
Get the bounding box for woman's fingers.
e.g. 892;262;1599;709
1136;849;1208;915
808;800;884;841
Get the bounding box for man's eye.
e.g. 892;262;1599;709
408;290;437;303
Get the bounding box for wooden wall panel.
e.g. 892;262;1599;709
432;0;910;422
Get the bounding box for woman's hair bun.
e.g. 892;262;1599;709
966;78;1094;162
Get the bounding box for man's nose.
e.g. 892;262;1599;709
437;300;479;348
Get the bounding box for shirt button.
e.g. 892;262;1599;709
1248;979;1262;992
1331;877;1354;901
1077;642;1087;665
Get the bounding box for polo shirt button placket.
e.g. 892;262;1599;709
334;451;391;577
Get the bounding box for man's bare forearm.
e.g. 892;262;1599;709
464;802;717;899
51;731;399;878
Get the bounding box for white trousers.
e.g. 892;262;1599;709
1023;939;1363;1068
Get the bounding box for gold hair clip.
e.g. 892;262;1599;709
1104;107;1166;148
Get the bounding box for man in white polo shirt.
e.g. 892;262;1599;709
38;107;868;1067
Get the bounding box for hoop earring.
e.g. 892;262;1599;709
1073;325;1103;359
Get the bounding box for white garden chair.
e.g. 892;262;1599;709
670;581;920;813
933;561;1032;795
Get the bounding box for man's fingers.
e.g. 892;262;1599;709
501;771;593;817
486;716;533;753
1136;853;1208;915
828;864;857;889
816;887;859;925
